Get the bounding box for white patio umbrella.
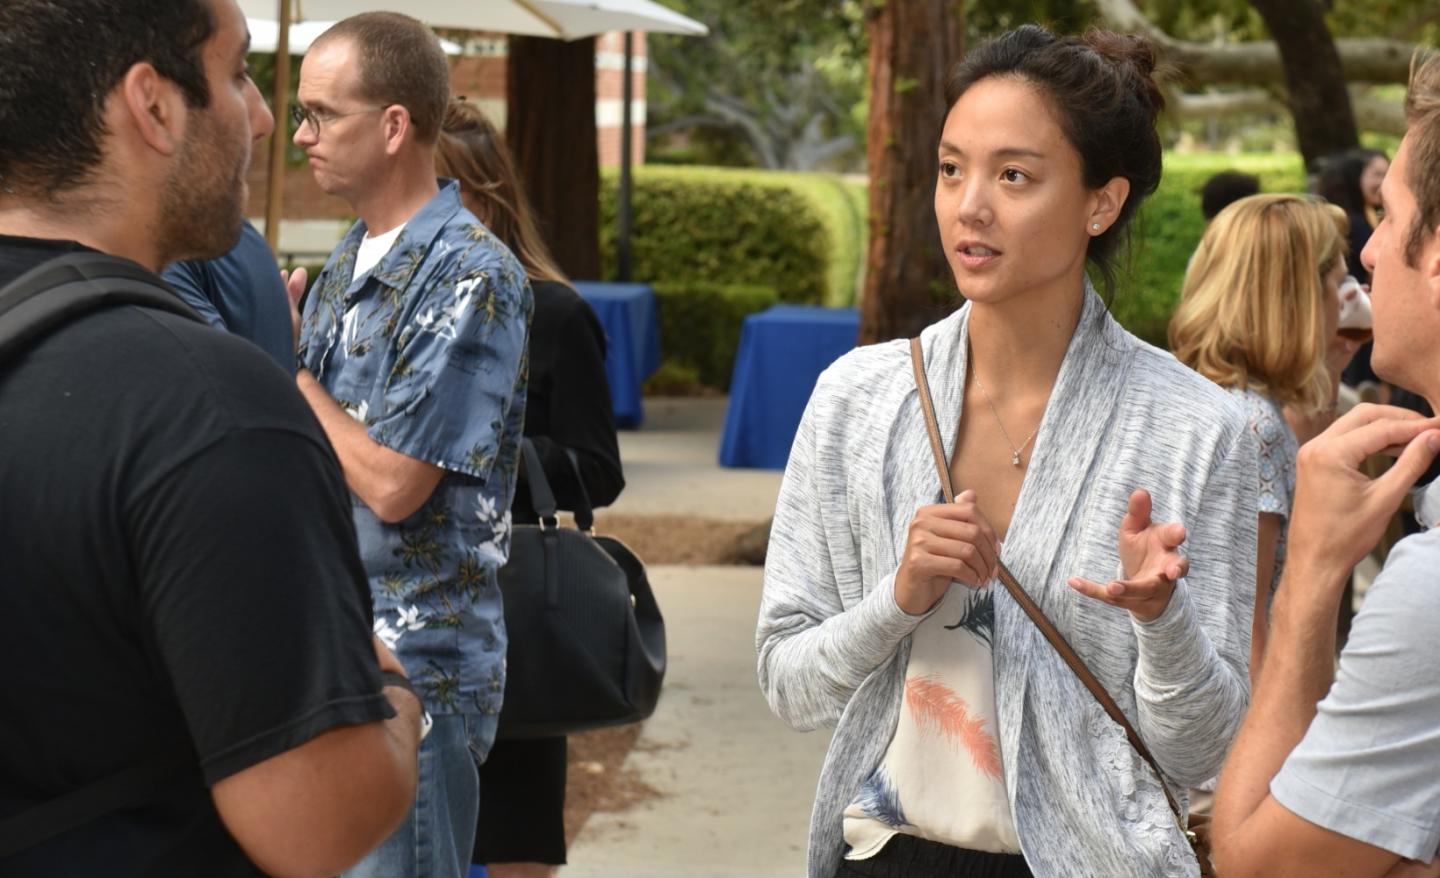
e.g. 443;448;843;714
531;0;707;39
246;18;463;54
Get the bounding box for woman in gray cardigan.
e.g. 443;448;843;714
758;26;1257;878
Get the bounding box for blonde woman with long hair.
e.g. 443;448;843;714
1170;193;1356;671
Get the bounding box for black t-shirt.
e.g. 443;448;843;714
0;236;393;876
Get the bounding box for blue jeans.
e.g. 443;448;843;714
344;712;499;878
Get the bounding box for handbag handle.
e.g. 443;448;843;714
908;337;1192;836
519;439;559;526
517;439;599;531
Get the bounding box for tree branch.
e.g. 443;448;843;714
1093;0;1417;85
1164;87;1406;135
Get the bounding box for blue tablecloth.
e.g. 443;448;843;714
574;282;661;428
719;305;861;469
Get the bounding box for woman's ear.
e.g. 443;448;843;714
1087;176;1132;236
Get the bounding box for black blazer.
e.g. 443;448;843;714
513;280;624;524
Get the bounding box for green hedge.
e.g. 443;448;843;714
648;281;780;392
1110;152;1307;347
600;166;866;308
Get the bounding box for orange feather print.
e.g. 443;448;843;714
904;675;1003;779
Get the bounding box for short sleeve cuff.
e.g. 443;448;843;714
200;691;395;786
1257;496;1288;517
367;420;494;481
1271;768;1440;861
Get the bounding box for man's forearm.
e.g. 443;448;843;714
295;368;441;522
1215;554;1347;832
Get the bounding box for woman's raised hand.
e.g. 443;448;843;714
894;489;1001;616
1067;488;1188;622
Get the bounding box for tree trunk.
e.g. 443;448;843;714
859;0;964;345
506;37;600;280
1247;0;1359;167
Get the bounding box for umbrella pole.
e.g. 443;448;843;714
617;31;634;282
263;0;293;254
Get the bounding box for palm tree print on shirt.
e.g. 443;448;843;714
904;675;1003;779
943;586;994;648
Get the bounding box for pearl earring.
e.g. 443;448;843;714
1091;223;1101;231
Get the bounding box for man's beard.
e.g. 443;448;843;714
155;113;248;266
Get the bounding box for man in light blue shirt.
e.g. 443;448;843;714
1213;51;1440;878
289;12;530;878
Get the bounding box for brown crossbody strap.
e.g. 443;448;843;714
908;337;1190;833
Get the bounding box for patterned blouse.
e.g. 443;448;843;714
1229;387;1298;595
299;181;533;716
842;576;1020;857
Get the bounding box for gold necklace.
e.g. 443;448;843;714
971;365;1039;467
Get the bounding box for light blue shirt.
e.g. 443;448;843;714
298;181;532;716
1271;478;1440;860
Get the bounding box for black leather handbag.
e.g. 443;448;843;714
495;439;666;739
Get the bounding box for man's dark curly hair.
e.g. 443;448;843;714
0;0;214;197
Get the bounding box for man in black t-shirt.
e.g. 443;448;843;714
0;2;423;875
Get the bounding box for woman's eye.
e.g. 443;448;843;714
940;162;959;178
1001;168;1027;183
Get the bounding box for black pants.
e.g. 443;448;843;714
835;834;1033;878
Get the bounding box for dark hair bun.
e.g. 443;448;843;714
1081;29;1166;120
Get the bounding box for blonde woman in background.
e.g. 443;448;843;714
1170;194;1357;673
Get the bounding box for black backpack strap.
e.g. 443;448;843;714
0;251;202;365
0;757;194;857
0;251;202;857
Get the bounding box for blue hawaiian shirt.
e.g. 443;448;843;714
298;181;532;716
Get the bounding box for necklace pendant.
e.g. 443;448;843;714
1011;451;1022;467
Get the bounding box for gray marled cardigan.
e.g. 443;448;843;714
757;289;1257;878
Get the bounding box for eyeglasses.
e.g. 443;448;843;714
289;103;385;135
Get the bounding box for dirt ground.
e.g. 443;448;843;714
591;512;767;565
560;511;767;846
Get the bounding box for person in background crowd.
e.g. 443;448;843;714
437;98;625;878
1200;170;1261;223
290;13;532;878
0;1;422;875
758;25;1256;878
1317;148;1389;285
1169;193;1356;674
163;218;294;369
1317;148;1389;389
1212;50;1440;878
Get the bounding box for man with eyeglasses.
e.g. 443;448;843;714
289;12;531;878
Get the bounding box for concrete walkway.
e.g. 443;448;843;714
558;398;829;877
606;397;783;522
561;567;830;878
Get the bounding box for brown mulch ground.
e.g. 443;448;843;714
591;512;768;565
559;512;768;845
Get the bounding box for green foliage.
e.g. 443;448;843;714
246;53;307;167
600;165;867;307
647;0;867;170
649;282;780;391
1109;152;1307;348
